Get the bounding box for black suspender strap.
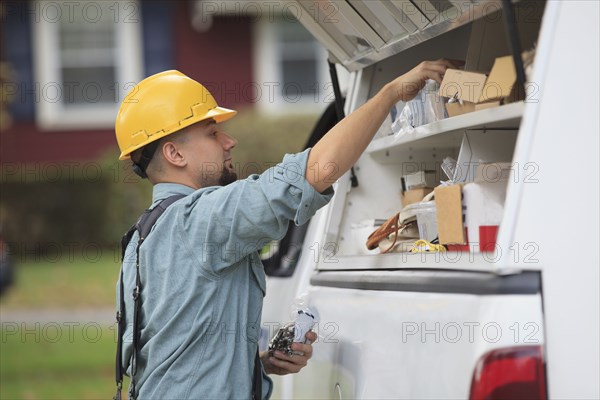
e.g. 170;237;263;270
253;349;263;400
114;193;264;399
114;194;185;400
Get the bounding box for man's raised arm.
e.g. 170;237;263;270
306;59;463;193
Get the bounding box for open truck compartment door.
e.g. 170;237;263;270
261;1;599;399
293;0;544;273
292;0;532;72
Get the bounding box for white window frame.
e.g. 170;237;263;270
253;18;349;115
32;0;143;130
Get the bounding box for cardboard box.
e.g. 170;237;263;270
434;182;504;251
439;69;488;104
439;55;523;116
434;185;466;245
445;100;502;117
480;56;520;103
446;101;475;117
401;187;433;207
475;101;501;111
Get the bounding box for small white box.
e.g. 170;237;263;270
403;170;438;190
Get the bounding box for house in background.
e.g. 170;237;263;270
1;0;344;165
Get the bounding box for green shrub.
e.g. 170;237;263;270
221;108;318;174
0;110;319;254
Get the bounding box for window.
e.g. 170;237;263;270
278;19;321;103
32;0;143;129
254;17;348;113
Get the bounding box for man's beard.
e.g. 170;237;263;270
199;164;238;188
218;167;238;186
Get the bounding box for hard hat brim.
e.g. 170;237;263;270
204;106;237;124
118;106;237;160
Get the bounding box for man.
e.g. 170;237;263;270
115;59;458;399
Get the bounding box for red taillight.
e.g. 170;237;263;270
469;346;547;400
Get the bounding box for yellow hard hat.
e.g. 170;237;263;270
115;70;237;160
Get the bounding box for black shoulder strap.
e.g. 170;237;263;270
114;193;263;400
114;194;185;400
253;348;263;400
134;194;184;239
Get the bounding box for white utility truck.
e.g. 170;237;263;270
261;1;599;399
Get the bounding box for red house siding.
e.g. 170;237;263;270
173;2;255;111
0;122;119;164
1;1;254;164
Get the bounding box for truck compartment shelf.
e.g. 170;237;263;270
367;101;525;156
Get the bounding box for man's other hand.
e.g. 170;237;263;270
261;331;317;375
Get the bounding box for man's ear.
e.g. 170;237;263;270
161;141;187;167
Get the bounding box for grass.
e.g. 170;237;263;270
0;254;129;398
1;325;129;399
0;109;321;398
1;251;119;309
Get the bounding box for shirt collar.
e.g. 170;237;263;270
152;183;196;205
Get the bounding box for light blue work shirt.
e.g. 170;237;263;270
117;149;333;399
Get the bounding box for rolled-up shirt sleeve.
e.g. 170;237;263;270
181;148;334;272
260;149;333;226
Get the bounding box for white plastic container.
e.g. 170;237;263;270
411;201;438;242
